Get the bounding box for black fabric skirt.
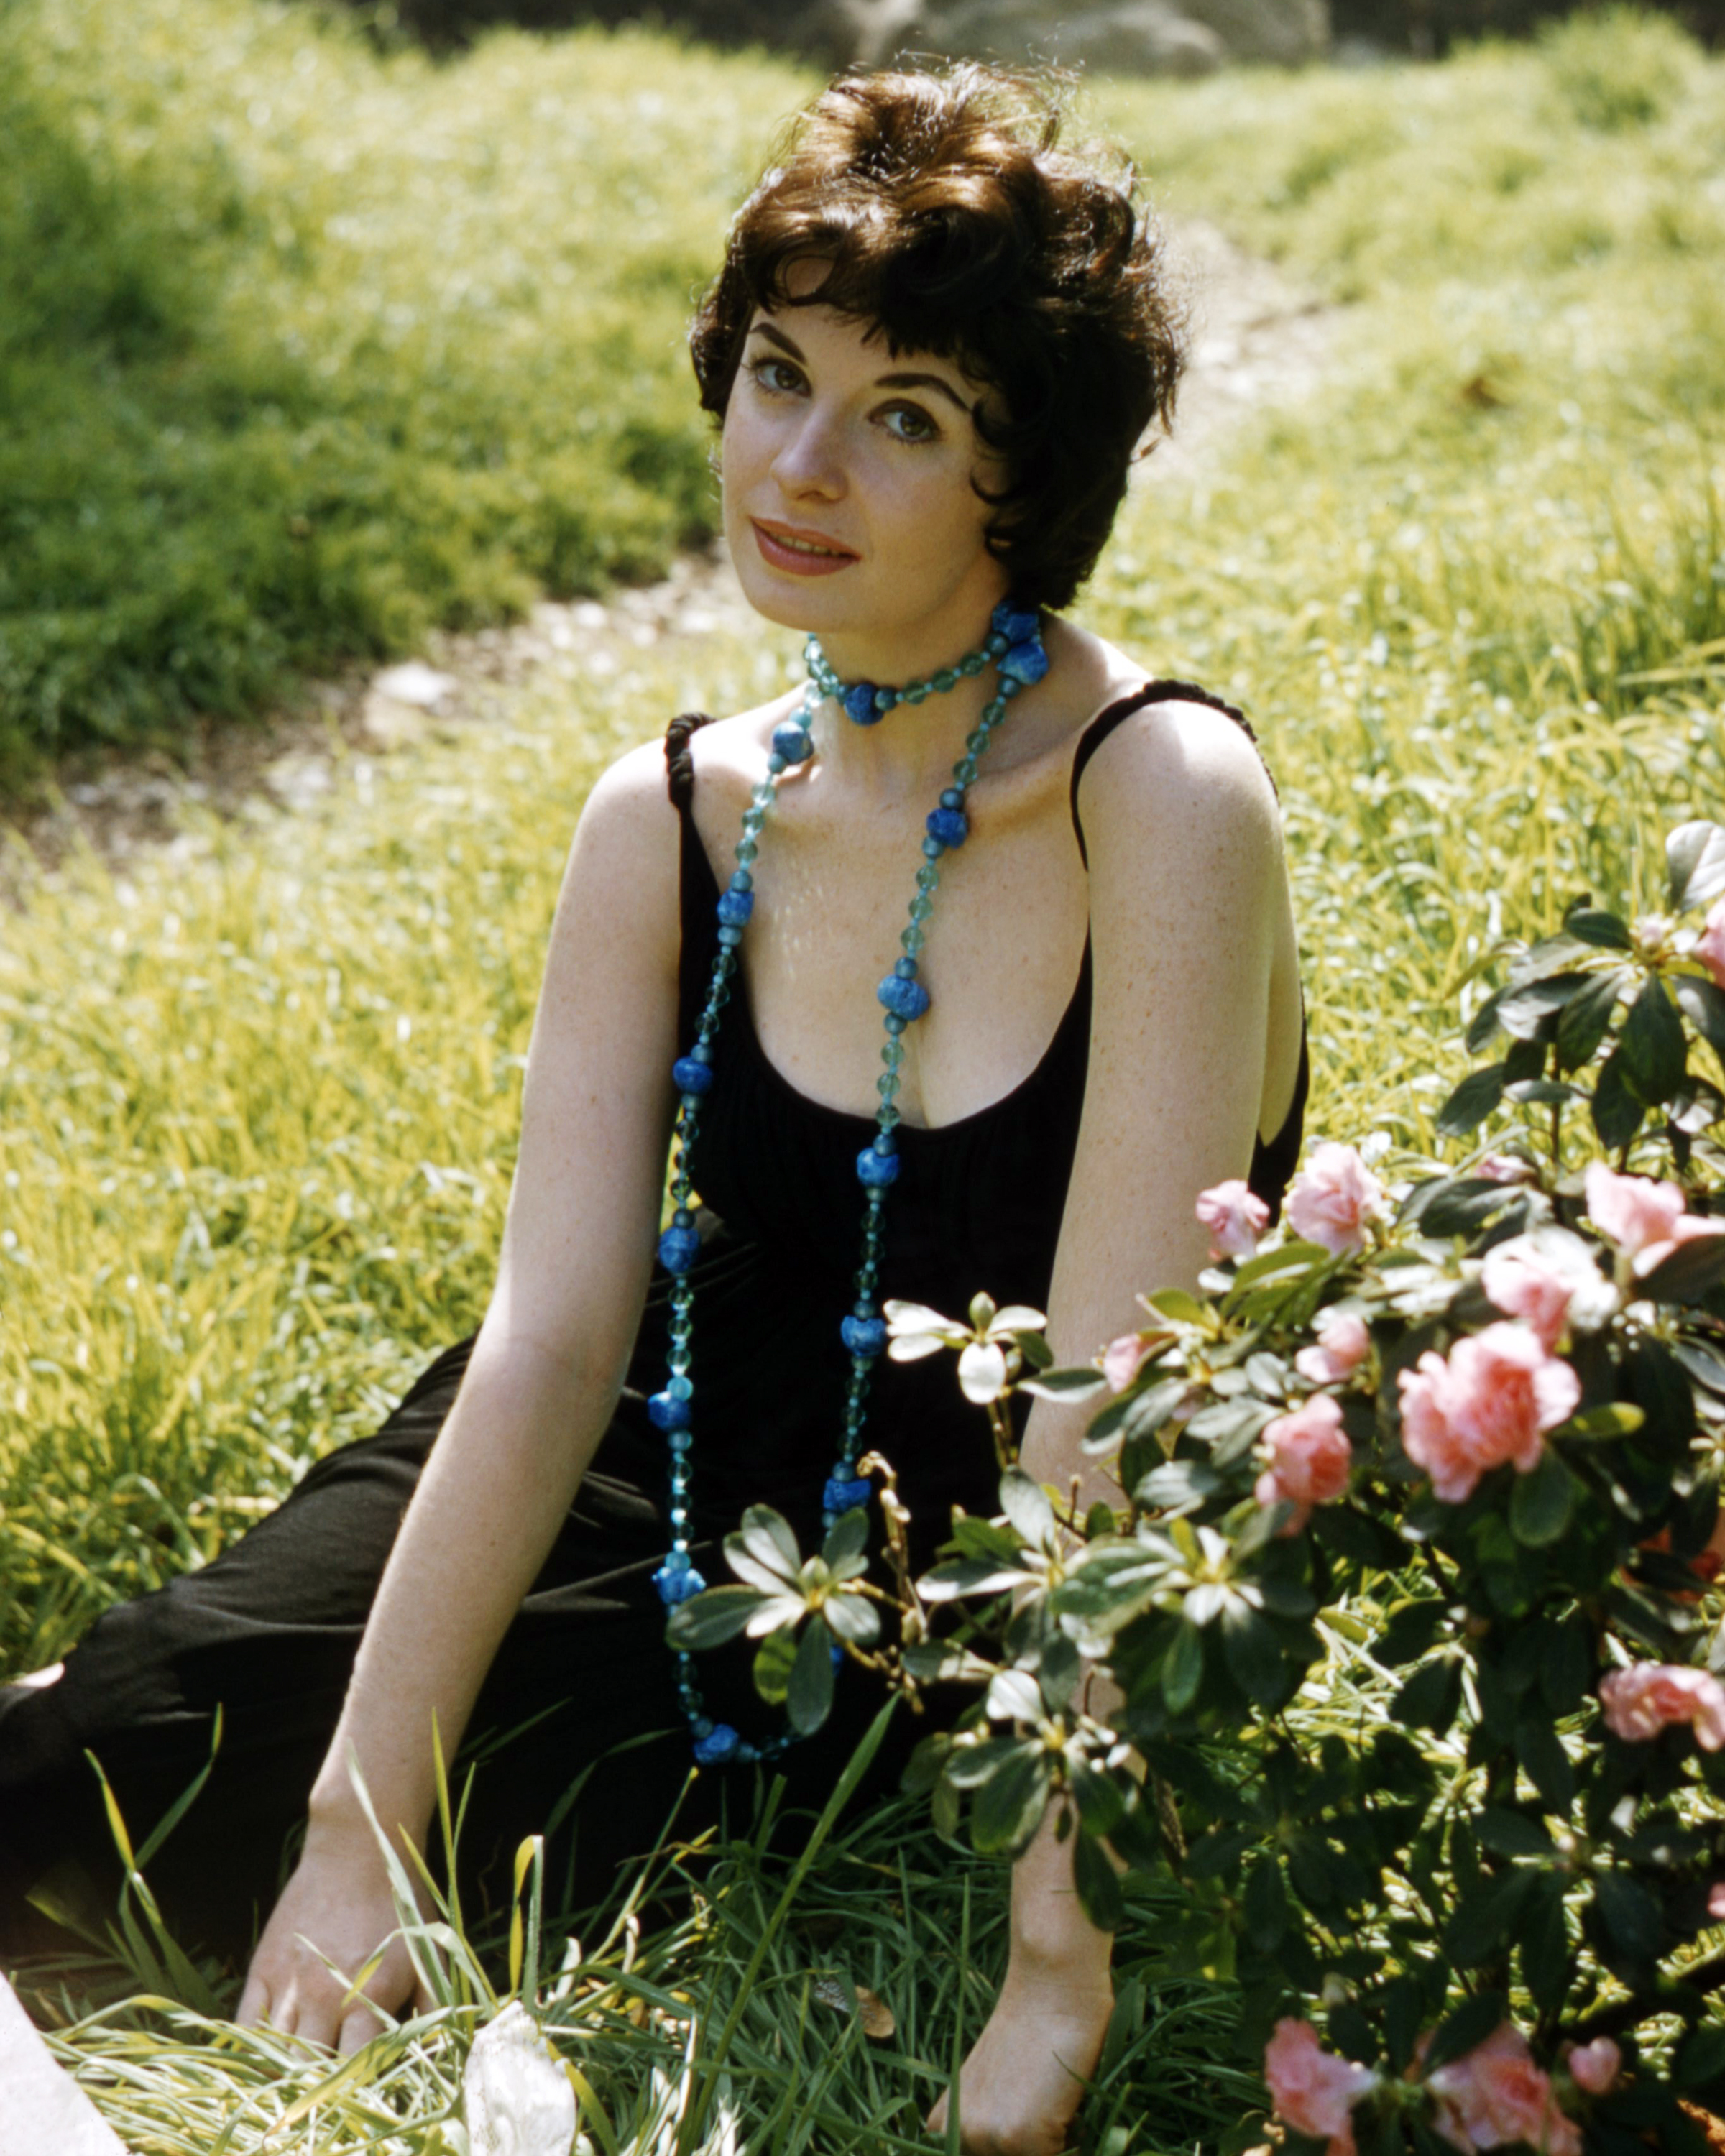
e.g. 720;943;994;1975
0;1337;915;1966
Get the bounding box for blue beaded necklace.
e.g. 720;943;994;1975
647;598;1050;1765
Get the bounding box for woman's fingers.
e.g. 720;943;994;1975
235;1971;270;2030
339;1998;387;2056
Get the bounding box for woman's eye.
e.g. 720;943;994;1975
880;403;939;444
750;358;804;396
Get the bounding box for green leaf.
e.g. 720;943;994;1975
1445;1870;1534;1964
1514;1715;1575;1811
1400;1177;1520;1238
1425;1990;1507;2074
1522;1879;1570;2014
1555;970;1623;1072
739;1505;803;1584
666;1584;765;1650
786;1615;835;1736
1564;907;1633;950
1620;978;1688;1107
1592;1046;1645;1150
1500;973;1592;1037
1146;1289;1212;1325
1392;1655;1463;1735
1559;1401;1647;1439
971;1745;1052;1857
1221;1602;1288;1707
920;1557;1026;1601
1639;1230;1725;1305
1668;821;1725;911
1594;1870;1662;1963
1163;1619;1205;1714
1675;2026;1725;2091
1070;1759;1125;1837
1243;1858;1289;1950
753;1628;796;1705
1072;1828;1124;1930
999;1470;1056;1548
822;1507;870;1571
1675;975;1725;1062
1019;1366;1108;1401
1136;1460;1225;1512
1085;1375;1190;1452
1436;1065;1506;1138
1511;1450;1576;1546
1476;1807;1553;1858
1015;1330;1055;1372
1377;1598;1449;1668
823;1592;880;1646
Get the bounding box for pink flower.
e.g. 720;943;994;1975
1598;1662;1725;1750
1480;1229;1618;1351
1264;2017;1376;2156
1584;1161;1723;1277
1565;2038;1621;2097
1708;1880;1725;1922
1427;2024;1579;2156
1698;898;1725;990
1287;1143;1389;1256
1397;1322;1580;1504
1476;1154;1536;1186
1103;1333;1150;1392
1256;1395;1353;1533
1196;1178;1270;1261
1295;1309;1371;1386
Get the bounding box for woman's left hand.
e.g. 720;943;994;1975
925;1959;1114;2155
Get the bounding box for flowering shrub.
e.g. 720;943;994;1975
671;821;1725;2155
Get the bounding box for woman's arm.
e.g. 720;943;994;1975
237;737;685;2053
932;699;1299;2152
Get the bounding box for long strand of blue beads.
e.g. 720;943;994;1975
648;599;1049;1765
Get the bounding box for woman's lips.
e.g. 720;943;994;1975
750;520;859;578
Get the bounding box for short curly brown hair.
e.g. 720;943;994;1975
688;65;1187;613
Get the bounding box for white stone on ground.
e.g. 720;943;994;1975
0;1975;128;2155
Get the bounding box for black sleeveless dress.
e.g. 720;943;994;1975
0;686;1308;1962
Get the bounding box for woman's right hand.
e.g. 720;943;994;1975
236;1826;426;2054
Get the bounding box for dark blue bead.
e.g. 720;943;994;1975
926;806;968;849
877;973;931;1022
843;681;883;726
823;1475;873;1514
658;1225;701;1274
841;1314;887;1355
653;1557;707;1606
856;1146;901;1188
992;602;1041;646
648;1390;691;1431
771;722;814;763
717;888;754;927
672;1056;714;1095
999;638;1049;686
831;1643;845;1669
693;1722;741;1765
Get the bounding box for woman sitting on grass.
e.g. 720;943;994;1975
0;62;1307;2155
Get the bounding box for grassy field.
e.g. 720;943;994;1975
3;3;1724;2147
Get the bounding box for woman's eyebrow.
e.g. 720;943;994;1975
745;322;973;415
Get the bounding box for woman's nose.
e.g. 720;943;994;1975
770;405;847;499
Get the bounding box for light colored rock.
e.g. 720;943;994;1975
829;0;1326;73
371;660;458;709
0;1976;128;2156
464;2000;578;2155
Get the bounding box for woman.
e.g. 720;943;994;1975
0;63;1307;2153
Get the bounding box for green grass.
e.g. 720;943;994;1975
4;6;1725;2147
0;0;806;776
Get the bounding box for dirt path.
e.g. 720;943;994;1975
1;219;1336;886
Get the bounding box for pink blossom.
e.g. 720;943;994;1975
1698;898;1725;991
1584;1161;1723;1277
1103;1333;1150;1393
1196;1178;1270;1261
1565;2039;1621;2097
1256;1395;1353;1533
1476;1154;1536;1186
1295;1309;1372;1386
1708;1880;1725;1922
1397;1322;1581;1503
1287;1143;1389;1256
1264;2018;1376;2156
1598;1662;1725;1750
1427;2024;1580;2156
1480;1229;1618;1351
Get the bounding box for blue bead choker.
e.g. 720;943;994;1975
648;598;1050;1765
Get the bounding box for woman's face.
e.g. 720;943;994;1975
719;297;1011;656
